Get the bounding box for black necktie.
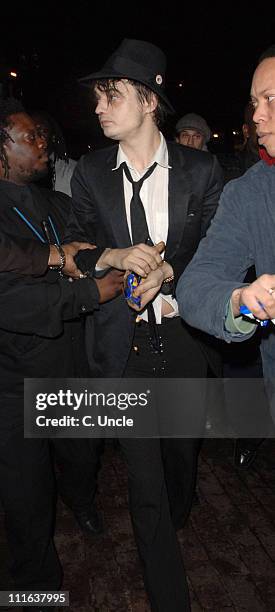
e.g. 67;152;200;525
122;161;161;353
122;161;157;245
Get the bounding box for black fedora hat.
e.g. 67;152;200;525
79;38;174;113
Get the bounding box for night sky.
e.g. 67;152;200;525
2;2;275;154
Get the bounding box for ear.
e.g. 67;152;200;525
144;92;158;115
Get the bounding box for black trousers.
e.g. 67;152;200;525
0;403;61;590
128;318;207;525
53;438;103;514
0;401;101;589
119;317;208;612
118;436;189;612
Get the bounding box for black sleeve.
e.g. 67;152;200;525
0;274;99;337
74;246;106;275
65;157;98;244
200;154;224;240
166;153;224;291
65;158;104;273
0;232;49;275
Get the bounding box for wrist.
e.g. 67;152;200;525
161;260;174;283
96;248;112;270
159;261;174;295
48;244;66;270
231;287;243;317
48;244;58;267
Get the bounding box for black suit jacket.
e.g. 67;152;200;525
69;141;224;376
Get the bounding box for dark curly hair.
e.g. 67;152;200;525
0;97;25;178
30;110;69;163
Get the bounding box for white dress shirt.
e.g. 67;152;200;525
113;132;178;324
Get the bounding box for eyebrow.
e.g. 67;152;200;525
251;88;275;98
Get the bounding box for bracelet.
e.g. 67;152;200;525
163;274;175;284
161;260;174;284
49;244;66;270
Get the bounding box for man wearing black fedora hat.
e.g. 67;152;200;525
66;38;223;611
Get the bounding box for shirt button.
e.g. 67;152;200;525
81;305;86;312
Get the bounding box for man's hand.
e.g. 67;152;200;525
48;242;96;278
231;274;275;320
94;269;125;303
96;241;165;277
127;261;173;311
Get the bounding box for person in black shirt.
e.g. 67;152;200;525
0;98;125;604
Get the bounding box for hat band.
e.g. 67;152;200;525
103;55;165;88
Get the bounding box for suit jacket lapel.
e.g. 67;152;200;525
101;149;132;248
166;143;192;260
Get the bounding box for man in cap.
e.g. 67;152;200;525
66;38;223;610
175;112;212;151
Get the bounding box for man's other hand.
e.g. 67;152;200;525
231;273;275;320
96;241;165;277
127;260;174;311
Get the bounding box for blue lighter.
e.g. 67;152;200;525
239;304;269;327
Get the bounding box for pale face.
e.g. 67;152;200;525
94;80;155;143
251;57;275;157
176;129;204;150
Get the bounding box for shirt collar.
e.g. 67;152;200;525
112;132;172;172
